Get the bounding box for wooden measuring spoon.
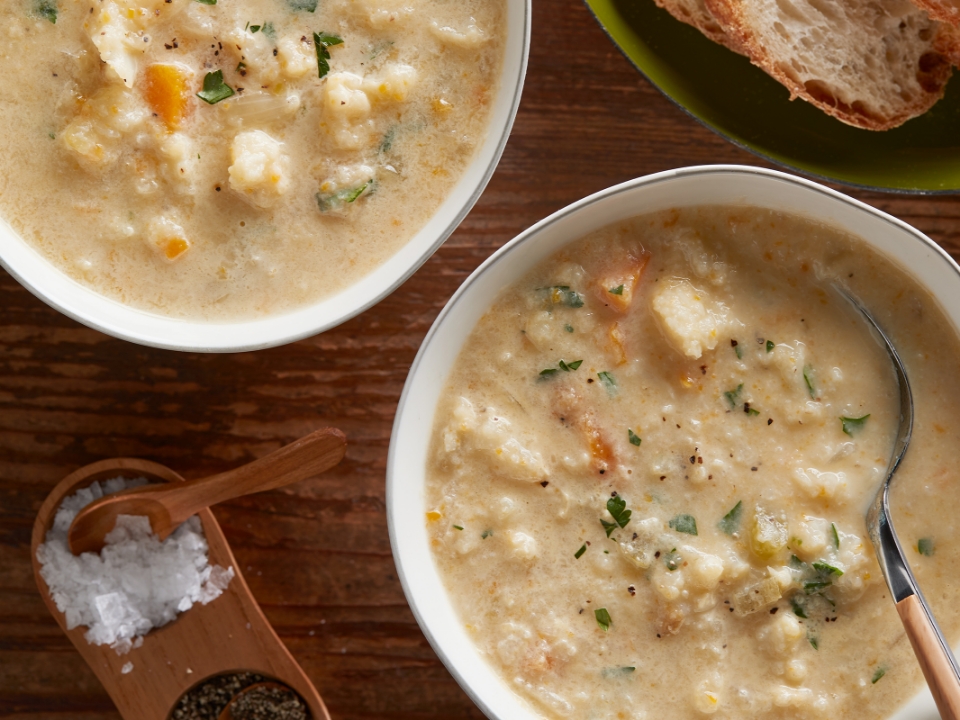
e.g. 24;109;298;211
68;427;346;555
32;456;333;720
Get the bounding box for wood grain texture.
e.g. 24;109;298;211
3;0;960;717
897;594;960;720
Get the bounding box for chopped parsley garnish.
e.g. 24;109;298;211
197;70;235;104
627;429;641;446
539;368;559;379
452;525;463;531
250;24;262;33
718;501;743;535
669;514;698;536
808;632;819;650
595;608;612;632
840;414;870;436
609;284;624;295
287;0;318;10
766;339;775;352
236;61;247;73
194;0;217;5
789;554;806;570
598;371;618;395
918;537;935;556
559;359;583;371
261;22;276;40
379;126;397;154
872;667;886;684
745;405;760;416
790;595;808;618
35;0;58;22
601;666;636;677
538;285;584;308
564;324;574;333
600;519;618;537
732;339;743;359
803;580;832;594
316;180;373;212
602;495;631;535
812;561;843;577
481;530;492;539
314;32;344;78
803;364;816;398
575;544;587;559
831;523;840;549
664;549;681;571
724;383;744;409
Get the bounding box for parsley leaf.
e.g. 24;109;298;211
539;368;559;379
831;523;840;549
538;285;584;308
606;495;631;529
732;339;743;359
35;0;58;22
287;0;318;10
627;429;641;446
314;32;344;78
812;561;843;577
766;339;775;352
724;383;744;409
718;500;743;535
808;632;819;650
197;70;235;104
803;364;816;398
600;519;618;538
261;21;276;40
564;324;574;333
872;667;886;684
664;549;681;571
558;359;583;371
598;371;618;395
250;25;262;33
194;0;217;4
609;284;624;295
840;414;870;436
669;514;698;535
316;180;373;213
453;525;463;531
918;537;935;556
574;544;587;559
790;595;808;618
481;530;492;539
594;608;612;632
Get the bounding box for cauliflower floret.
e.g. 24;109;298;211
277;35;315;79
760;612;803;656
228;130;291;208
87;1;146;87
618;517;665;569
430;19;488;48
323;72;371;119
315;163;376;214
508;531;538;560
790;515;830;561
225;26;280;84
651;279;733;359
440;397;549;481
688;551;725;591
147;216;190;261
61;84;148;167
158;132;196;189
792;467;848;502
367;63;418;102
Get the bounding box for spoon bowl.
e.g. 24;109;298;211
32;457;330;720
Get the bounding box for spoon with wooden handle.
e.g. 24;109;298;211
839;286;960;719
67;427;346;555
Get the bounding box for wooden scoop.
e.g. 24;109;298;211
32;454;336;720
68;427;346;555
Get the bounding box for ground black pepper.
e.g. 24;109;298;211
169;673;310;720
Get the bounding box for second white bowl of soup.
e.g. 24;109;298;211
388;165;960;720
0;0;529;351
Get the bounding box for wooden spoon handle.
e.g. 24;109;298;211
897;593;960;720
164;427;347;528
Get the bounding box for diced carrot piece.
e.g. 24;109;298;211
595;252;650;313
157;236;190;260
609;322;627;365
583;415;615;473
143;63;192;129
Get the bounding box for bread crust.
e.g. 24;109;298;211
652;0;748;55
703;0;956;130
910;0;960;27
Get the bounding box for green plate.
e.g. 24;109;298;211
585;0;960;192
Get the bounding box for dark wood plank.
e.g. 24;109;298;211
3;0;960;717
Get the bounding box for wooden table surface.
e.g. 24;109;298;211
4;1;960;718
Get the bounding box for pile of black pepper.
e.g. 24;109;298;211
169;672;309;720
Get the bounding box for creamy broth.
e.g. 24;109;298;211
426;207;960;719
0;0;504;319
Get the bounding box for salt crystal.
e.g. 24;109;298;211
121;662;134;674
37;477;234;655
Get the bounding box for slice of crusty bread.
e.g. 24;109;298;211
703;0;960;129
910;0;960;27
653;0;747;55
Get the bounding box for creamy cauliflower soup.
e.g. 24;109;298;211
426;207;960;719
0;0;504;319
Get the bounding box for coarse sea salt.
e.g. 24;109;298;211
36;476;235;655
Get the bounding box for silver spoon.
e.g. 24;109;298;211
838;286;960;718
